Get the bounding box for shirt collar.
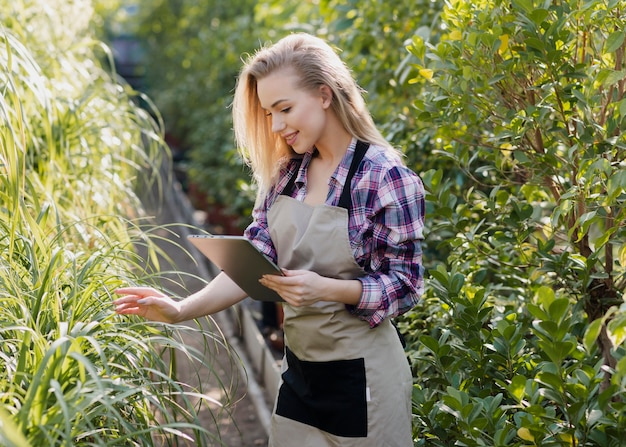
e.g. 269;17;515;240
330;138;358;187
293;138;358;189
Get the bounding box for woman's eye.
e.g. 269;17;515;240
281;107;291;113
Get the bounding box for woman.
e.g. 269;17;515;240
114;33;425;447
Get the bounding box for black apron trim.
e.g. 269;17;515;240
337;140;369;211
276;347;368;437
281;158;303;198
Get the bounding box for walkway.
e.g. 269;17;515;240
142;175;275;446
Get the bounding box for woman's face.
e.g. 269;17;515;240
257;67;330;154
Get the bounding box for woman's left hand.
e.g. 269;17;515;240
259;269;326;307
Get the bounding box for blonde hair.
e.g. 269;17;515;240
233;33;395;192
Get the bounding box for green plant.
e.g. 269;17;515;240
0;1;237;444
402;266;626;446
318;0;441;172
400;0;626;444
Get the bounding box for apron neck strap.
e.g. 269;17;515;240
337;140;369;210
281;158;303;198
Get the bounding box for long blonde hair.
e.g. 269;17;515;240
232;33;394;191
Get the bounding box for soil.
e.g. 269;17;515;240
139;181;271;447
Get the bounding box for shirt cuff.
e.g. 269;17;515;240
346;277;385;327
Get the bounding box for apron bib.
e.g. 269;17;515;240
266;142;413;447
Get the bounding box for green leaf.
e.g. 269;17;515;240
408;35;426;60
449;272;465;294
529;9;549;25
420;335;441;354
586;157;611;176
420;168;443;191
583;318;603;352
605;31;625;53
594;227;616;249
0;407;30;447
512;0;533;14
548;298;570;322
535;286;556;308
602;69;626;87
536;370;562;390
333;17;355;32
607;169;626;199
618;98;626;118
527;303;549;321
537;340;576;364
428;265;449;286
534;320;559;339
525;37;546;52
607;313;626;347
508;375;527;403
615;355;626;378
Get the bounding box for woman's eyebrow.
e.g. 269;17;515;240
271;99;288;108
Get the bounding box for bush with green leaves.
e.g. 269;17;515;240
0;0;236;445
317;0;441;172
399;0;626;444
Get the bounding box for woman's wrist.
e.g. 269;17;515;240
321;277;362;306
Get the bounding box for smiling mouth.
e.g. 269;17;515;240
284;132;298;146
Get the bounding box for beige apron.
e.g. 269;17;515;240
266;142;413;447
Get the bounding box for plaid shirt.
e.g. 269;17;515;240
245;139;425;328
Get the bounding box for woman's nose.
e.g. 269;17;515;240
271;115;285;133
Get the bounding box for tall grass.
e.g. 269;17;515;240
0;1;233;445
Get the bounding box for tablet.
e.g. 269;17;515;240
187;234;284;302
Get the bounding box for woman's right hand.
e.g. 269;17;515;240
113;287;182;324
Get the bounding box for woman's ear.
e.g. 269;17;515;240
319;84;333;109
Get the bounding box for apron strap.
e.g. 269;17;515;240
337;140;369;210
281;158;304;197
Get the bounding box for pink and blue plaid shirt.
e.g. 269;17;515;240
244;139;425;328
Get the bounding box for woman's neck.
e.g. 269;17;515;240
314;119;352;166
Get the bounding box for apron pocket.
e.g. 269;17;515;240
276;347;367;437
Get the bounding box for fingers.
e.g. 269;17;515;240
278;269;306;277
113;294;149;306
113;287;163;315
259;275;281;291
114;287;164;305
260;271;317;307
260;270;307;289
115;286;165;297
113;286;179;323
113;299;146;316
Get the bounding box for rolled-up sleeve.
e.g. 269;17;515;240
244;190;279;263
244;158;302;263
349;165;425;327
